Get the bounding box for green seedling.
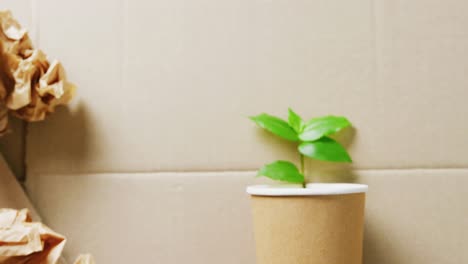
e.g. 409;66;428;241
250;108;352;187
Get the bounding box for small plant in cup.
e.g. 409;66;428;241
250;108;352;188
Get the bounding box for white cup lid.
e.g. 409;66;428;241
246;183;368;196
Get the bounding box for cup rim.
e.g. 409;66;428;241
246;183;368;196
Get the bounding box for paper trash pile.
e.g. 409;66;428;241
0;10;75;135
0;209;94;264
0;10;83;263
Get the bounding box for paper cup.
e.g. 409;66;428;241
247;183;368;264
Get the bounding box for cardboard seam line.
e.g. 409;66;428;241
18;121;28;182
24;167;468;177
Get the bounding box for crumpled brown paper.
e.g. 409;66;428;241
0;10;75;135
0;209;94;264
72;255;95;264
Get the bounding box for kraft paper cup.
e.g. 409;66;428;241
247;183;368;264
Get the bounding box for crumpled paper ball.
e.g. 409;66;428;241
0;208;95;264
0;10;75;135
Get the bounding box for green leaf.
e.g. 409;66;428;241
288;108;304;133
250;113;299;142
257;161;305;183
298;137;352;162
299;116;351;141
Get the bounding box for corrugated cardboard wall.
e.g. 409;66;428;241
2;0;468;263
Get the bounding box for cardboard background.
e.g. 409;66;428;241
0;0;467;263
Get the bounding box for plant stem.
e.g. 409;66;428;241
300;154;306;188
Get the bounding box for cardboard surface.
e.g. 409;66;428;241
23;0;468;174
251;193;365;264
24;170;468;264
0;154;39;220
1;0;467;263
25;171;257;263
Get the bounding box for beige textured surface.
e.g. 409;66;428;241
25;170;468;264
0;118;25;178
0;154;39;221
11;0;468;263
361;169;468;264
26;172;257;264
373;0;468;169
25;0;468;173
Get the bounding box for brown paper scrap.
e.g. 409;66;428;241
0;10;75;134
0;209;94;264
73;254;95;264
0;208;65;264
